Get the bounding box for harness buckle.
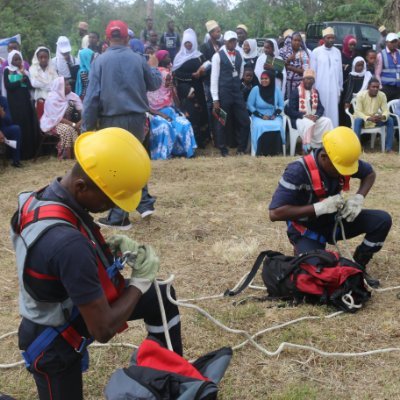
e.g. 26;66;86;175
75;337;90;354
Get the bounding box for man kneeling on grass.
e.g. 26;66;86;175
268;126;392;288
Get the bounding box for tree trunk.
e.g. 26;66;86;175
146;0;154;19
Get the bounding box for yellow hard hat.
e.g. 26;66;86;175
74;128;151;212
322;127;362;176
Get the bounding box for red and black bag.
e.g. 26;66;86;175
225;250;371;313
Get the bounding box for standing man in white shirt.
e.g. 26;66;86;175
211;31;250;156
310;27;343;127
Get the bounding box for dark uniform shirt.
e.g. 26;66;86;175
269;149;374;233
26;178;105;305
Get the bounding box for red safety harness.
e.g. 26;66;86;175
19;194;127;359
289;154;350;240
303;154;350;200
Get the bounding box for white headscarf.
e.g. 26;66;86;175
40;77;82;132
55;37;73;78
243;39;258;60
29;47;58;100
172;28;202;72
350;56;372;91
254;38;286;98
5;50;23;72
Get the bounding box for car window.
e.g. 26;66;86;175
360;25;380;42
332;24;357;43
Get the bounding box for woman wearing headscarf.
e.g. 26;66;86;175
254;39;286;98
343;56;373;109
40;77;82;159
342;34;357;82
279;32;310;99
75;48;94;99
29;46;58;119
3;50;39;160
242;38;258;70
247;70;285;155
172;28;209;147
148;50;197;160
342;35;357;79
340;34;358;125
51;36;79;87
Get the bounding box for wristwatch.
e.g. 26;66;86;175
72;122;76;128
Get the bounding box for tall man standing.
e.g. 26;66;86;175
211;31;250;156
375;32;400;102
83;20;162;229
310;27;343;127
160;20;181;62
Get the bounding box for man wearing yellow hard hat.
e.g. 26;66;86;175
11;128;182;399
269;127;391;288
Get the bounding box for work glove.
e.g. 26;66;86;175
341;194;364;222
313;194;345;217
107;235;160;294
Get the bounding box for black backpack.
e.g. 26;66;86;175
105;337;232;399
225;250;371;313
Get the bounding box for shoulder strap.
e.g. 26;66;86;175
303;154;326;198
224;251;281;297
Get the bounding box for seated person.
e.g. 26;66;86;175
353;77;394;152
40;77;82;159
247;70;284;155
147;50;197;160
285;69;333;153
0;95;22;167
269;127;392;288
343;57;372;109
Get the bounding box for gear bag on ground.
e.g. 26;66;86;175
105;337;232;399
226;249;371;312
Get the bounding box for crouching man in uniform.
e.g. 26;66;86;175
269;126;392;288
11;128;182;400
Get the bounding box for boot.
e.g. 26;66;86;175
353;247;380;288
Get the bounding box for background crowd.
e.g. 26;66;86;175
0;18;399;167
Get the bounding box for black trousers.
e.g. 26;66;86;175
19;284;181;400
288;209;392;258
215;92;250;153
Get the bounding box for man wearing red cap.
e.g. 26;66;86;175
83;20;162;229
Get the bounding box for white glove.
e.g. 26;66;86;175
313;194;345;217
341;194;364;222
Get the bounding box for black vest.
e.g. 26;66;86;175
218;50;242;95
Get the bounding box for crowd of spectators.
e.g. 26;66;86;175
0;18;399;166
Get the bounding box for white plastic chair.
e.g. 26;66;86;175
283;100;302;156
387;99;400;153
345;98;386;152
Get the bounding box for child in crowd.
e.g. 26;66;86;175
241;67;254;103
365;49;377;74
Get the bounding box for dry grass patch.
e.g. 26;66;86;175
1;150;400;399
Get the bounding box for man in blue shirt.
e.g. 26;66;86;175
83;20;162;230
269;127;391;287
159;20;181;62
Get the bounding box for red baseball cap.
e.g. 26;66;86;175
106;20;129;39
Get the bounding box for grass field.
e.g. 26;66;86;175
1;148;400;399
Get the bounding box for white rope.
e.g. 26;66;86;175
154;280;173;351
159;275;400;358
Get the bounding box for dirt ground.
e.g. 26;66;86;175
1;148;400;400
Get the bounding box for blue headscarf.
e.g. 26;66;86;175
129;39;145;54
75;48;94;96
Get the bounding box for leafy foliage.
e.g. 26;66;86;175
0;0;398;62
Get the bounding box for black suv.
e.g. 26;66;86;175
305;22;380;56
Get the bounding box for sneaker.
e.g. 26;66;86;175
364;272;380;288
140;209;154;219
97;217;132;231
